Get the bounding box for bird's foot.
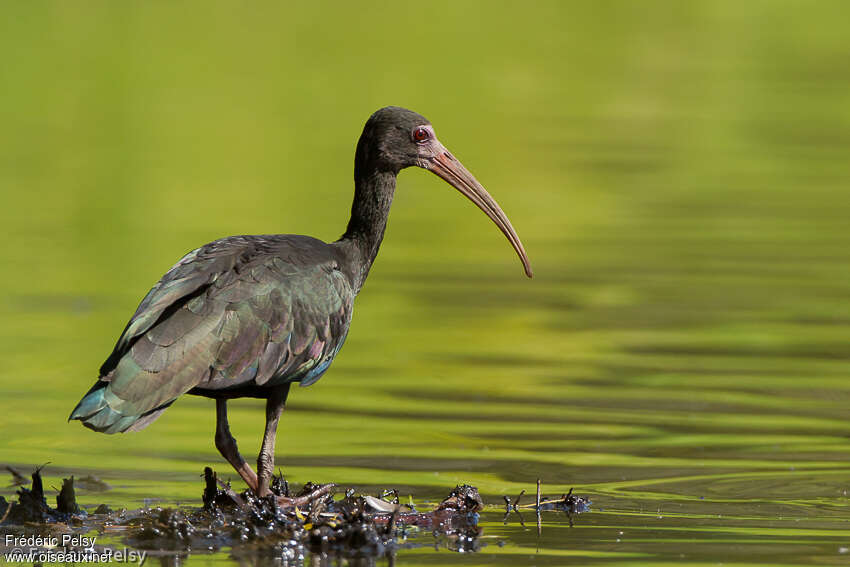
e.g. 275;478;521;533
274;483;336;508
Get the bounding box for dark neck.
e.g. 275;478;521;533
335;168;397;294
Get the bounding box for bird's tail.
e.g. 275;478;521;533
68;381;173;434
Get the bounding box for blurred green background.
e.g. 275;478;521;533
1;1;850;565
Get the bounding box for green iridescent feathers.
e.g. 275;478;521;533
70;235;353;433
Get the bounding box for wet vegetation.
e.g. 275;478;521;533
2;1;850;565
1;467;588;563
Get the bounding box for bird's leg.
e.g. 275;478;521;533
214;398;259;493
256;384;290;498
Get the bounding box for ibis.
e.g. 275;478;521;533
70;106;532;498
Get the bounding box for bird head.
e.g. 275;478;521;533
358;106;533;278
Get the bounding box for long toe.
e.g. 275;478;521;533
275;483;336;508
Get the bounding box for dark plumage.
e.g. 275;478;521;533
70;106;531;498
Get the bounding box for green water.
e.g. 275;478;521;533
2;1;850;564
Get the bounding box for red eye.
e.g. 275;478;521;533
412;127;430;142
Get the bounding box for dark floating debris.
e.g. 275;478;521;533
503;480;591;528
1;465;87;524
192;468;483;555
56;476;81;515
1;466;590;560
75;474;111;492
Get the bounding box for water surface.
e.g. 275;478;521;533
1;1;849;564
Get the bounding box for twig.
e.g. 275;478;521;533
503;489;525;513
515;489;525;508
509;480;571;511
514;497;575;510
216;476;246;508
536;478;542;536
5;466;27;487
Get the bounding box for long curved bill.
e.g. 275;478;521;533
424;145;533;278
